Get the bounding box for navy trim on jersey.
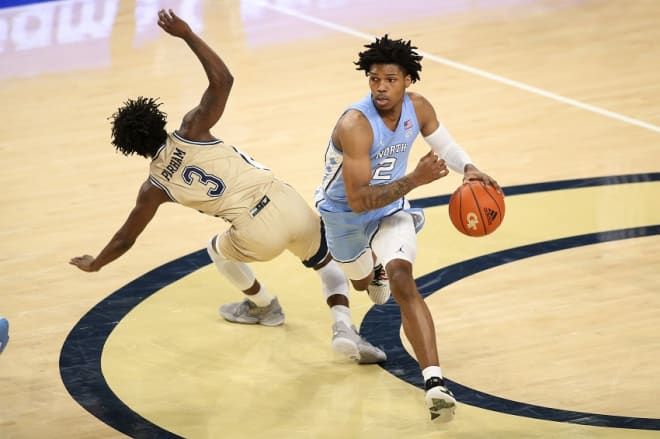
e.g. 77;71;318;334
320;141;344;195
148;176;177;202
172;131;223;145
152;143;167;159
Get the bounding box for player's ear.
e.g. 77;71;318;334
405;74;412;88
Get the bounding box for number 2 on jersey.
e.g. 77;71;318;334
373;157;396;180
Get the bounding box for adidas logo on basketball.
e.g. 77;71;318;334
484;207;498;225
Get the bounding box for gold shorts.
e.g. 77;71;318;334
217;180;323;265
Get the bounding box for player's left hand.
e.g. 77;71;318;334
157;9;192;39
463;165;501;192
69;255;98;272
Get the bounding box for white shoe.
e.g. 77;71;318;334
366;264;390;304
219;297;285;326
331;321;386;364
424;377;456;423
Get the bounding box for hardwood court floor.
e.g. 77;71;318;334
1;0;658;438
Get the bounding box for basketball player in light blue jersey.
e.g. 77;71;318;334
316;35;500;422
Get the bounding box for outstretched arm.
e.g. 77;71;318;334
69;181;170;272
157;9;234;141
411;92;501;191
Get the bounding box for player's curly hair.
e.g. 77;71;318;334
110;97;168;158
354;34;423;83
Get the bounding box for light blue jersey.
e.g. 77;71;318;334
316;93;420;262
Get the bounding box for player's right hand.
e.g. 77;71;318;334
411;150;449;186
69;255;98;272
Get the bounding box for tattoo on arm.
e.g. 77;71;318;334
363;177;416;210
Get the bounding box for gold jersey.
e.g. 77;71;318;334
149;131;274;223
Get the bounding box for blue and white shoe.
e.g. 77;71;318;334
0;317;9;354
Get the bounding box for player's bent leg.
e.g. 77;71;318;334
209;235;285;326
312;254;387;363
208;235;257;290
391;267;456;421
337;251;390;304
389;261;439;370
370;211;417;304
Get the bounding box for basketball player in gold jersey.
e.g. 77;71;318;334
69;9;385;364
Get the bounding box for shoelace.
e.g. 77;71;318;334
371;264;388;285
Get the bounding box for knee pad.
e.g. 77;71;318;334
316;260;349;300
207;235;255;291
207;235;223;262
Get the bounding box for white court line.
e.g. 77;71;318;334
257;1;660;135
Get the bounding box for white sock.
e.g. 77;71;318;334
422;365;443;383
247;284;273;307
331;305;352;327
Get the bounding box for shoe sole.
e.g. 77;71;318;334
258;317;285;327
220;313;285;327
426;394;456;423
332;337;360;361
355;346;387;364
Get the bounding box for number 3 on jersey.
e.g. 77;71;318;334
182;166;225;197
181;147;267;198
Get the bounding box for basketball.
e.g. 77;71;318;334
448;181;505;237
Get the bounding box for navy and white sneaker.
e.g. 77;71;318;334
424;377;456;423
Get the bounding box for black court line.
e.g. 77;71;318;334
361;225;660;430
59;173;660;437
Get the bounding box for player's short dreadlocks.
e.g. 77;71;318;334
110;97;168;158
354;34;423;83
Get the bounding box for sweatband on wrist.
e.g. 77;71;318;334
423;124;473;173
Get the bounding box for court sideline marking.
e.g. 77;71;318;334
256;1;660;135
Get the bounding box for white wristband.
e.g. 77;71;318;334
423;124;472;173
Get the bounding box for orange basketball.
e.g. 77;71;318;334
448;181;505;237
